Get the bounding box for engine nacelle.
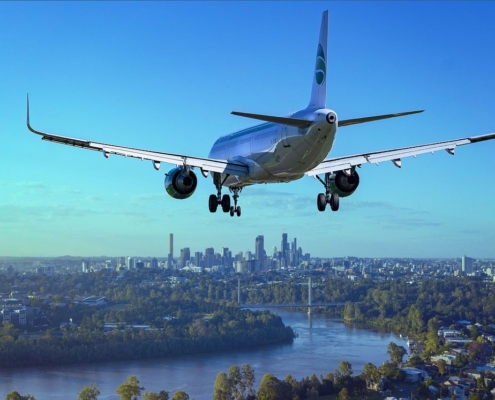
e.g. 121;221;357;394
330;170;360;198
164;167;198;200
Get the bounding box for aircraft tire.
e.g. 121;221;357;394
209;194;218;213
221;194;231;212
317;193;327;212
330;193;339;211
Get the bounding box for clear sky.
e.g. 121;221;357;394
1;2;495;259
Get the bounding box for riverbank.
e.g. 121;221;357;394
0;309;406;399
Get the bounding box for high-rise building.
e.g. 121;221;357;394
462;255;474;275
180;248;190;266
168;233;174;268
255;235;265;261
151;257;158;269
281;233;288;254
170;234;174;258
194;251;203;268
222;248;232;267
205;247;215;269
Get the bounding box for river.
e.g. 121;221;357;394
0;309;407;399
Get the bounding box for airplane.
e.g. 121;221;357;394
27;11;495;217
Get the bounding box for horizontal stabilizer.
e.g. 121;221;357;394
231;111;313;129
339;110;424;127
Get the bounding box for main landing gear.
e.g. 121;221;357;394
208;173;242;217
316;173;339;212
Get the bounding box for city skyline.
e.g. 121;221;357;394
2;2;495;258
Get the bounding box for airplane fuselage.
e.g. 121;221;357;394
208;108;338;187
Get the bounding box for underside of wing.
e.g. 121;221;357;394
307;132;495;176
27;97;248;177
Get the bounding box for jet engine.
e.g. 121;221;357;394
330;170;360;197
164;167;198;199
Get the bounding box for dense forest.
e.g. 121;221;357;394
0;269;294;368
240;273;495;336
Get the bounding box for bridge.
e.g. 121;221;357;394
237;277;347;314
240;302;346;309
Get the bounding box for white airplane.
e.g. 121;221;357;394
27;11;495;217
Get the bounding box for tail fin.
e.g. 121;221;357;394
307;10;328;109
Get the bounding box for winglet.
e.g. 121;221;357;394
26;93;37;134
26;94;32;131
26;94;46;136
307;10;328;109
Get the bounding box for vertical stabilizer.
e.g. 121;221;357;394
307;11;328;109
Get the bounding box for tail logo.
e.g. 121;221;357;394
315;44;326;85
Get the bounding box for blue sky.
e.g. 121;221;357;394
1;2;495;259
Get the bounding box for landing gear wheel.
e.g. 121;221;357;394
317;193;327;212
330;193;339;212
236;206;241;217
221;194;231;213
230;206;235;217
208;194;218;213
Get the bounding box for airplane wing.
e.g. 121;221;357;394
26;97;248;177
307;132;495;176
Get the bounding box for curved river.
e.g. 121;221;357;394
0;309;406;399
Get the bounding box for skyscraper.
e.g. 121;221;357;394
180;247;190;266
281;233;288;254
255;235;264;261
205;247;215;269
194;251;202;268
462;255;474;275
281;233;289;268
168;233;174;268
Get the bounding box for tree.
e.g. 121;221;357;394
338;387;350;400
171;391;189;400
78;383;100;400
228;365;242;399
338;361;353;377
5;393;36;400
241;364;256;399
213;372;232;400
257;373;292;400
143;391;170;400
116;375;144;400
379;361;406;381
387;342;407;365
361;363;380;390
437;359;446;375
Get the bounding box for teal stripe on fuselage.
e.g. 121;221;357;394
215;122;276;144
